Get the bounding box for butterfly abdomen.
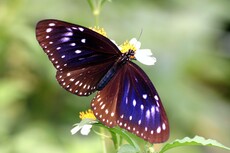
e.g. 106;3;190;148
97;62;122;90
97;54;129;90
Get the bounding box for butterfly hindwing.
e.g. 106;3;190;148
56;60;116;96
91;62;169;143
36;19;121;96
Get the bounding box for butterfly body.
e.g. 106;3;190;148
36;19;169;143
97;50;134;90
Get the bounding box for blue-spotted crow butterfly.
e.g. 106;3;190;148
36;19;169;143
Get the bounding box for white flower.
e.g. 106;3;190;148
71;124;92;135
130;38;156;65
71;118;97;136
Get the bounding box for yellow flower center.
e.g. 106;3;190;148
79;109;96;120
90;26;107;37
119;40;137;53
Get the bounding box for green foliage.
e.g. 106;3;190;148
74;121;230;153
87;0;112;25
118;144;138;153
160;136;230;153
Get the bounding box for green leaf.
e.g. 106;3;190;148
110;130;120;150
160;136;230;153
118;144;138;153
87;0;94;11
94;123;140;152
109;128;140;152
101;0;112;6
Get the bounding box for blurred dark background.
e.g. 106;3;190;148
0;0;229;153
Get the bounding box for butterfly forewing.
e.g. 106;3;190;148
36;19;121;96
91;62;169;143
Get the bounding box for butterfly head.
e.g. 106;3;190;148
118;38;156;65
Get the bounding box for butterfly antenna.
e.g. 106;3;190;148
137;28;143;41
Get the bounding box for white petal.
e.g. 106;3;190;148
134;41;141;50
135;49;156;65
136;55;156;65
70;125;81;135
80;125;92;135
139;49;153;56
129;38;137;44
129;38;141;50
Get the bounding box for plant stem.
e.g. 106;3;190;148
100;127;107;153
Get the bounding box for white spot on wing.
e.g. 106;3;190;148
140;104;144;110
156;101;160;107
64;32;73;36
157;126;161;133
138;120;141;125
75;50;81;54
142;94;147;99
129;116;132;120
79;27;84;31
61;37;70;42
133;99;136;107
46;28;52;33
87;85;90;89
81;39;86;43
162;123;166;130
49;23;55;26
146;109;150;119
125;97;128;104
75;80;79;85
156;107;159;112
101;104;105;110
70;43;76;46
151;106;155;116
154;95;159;101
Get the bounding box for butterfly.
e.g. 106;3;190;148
35;19;169;143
